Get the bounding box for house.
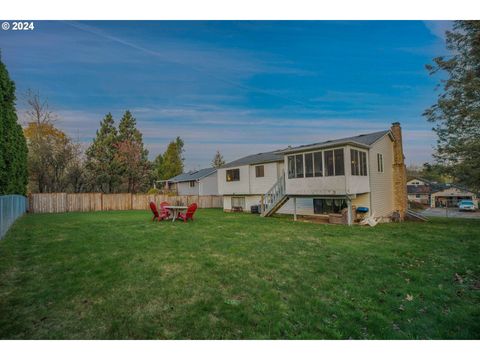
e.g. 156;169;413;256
218;122;408;224
168;167;218;196
217;152;284;212
407;177;432;205
430;184;477;208
407;177;478;208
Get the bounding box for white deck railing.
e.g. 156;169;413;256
261;174;286;216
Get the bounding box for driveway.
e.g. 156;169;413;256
421;207;480;219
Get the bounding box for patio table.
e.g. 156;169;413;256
164;205;188;222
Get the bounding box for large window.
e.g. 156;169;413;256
324;149;344;176
325;150;334;176
313;198;347;214
377;153;384;173
288;151;324;178
288;154;305;179
305;153;313;177
288;156;295;179
255;165;264;178
334;149;345;176
295;154;303;178
314;151;323;177
226;168;240;182
351;149;368;176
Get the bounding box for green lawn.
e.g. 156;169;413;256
0;209;479;339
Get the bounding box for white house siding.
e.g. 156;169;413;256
368;135;394;219
218;162;283;196
277;193;371;216
176;181;199;196
351;193;370;213
198;172;218;195
249;162;282;194
223;195;262;212
217;165;250;195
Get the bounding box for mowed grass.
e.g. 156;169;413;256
0;209;479;339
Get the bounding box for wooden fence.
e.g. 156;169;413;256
28;193;223;214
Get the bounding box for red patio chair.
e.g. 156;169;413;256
177;203;198;222
149;201;161;221
160;201;171;219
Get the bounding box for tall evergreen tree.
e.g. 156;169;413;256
85;113;121;193
211;150;226;168
116;110;150;192
0;55;28;195
161;137;185;179
152;154;164;180
424;21;480;191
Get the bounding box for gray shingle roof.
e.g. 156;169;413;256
220;151;284;168
168;167;216;182
279;130;392;154
407;185;431;194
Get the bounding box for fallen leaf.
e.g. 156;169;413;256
406;294;414;301
454;273;464;284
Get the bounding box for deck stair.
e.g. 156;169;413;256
261;174;289;217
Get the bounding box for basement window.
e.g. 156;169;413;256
231;196;245;209
313;198;347;214
226;169;240;182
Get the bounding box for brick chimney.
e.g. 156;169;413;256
391;122;407;219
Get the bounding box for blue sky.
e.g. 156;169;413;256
0;21;451;170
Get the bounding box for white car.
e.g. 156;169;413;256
458;200;477;211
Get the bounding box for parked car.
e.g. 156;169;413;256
458;200;477;211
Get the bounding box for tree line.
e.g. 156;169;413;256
23;95;190;194
1;54;227;195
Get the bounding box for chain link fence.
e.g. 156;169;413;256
0;195;27;239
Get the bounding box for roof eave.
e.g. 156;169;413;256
279;140;371;155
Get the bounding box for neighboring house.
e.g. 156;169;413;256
407;178;430;186
407;178;432;205
430;185;477;208
168;167;218;196
406;177;478;208
218;123;408;224
217;152;284;212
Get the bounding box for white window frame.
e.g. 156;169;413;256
255;165;264;178
377;153;384;173
350;148;368;176
324;147;345;177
